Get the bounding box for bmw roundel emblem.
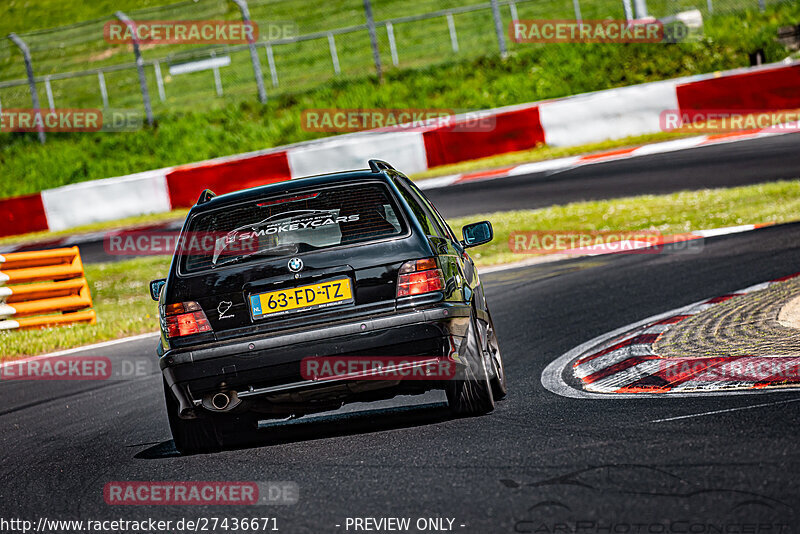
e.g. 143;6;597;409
288;257;303;273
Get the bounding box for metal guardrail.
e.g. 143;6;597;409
0;0;600;117
0;247;96;331
0;0;787;135
0;0;534;89
778;24;800;49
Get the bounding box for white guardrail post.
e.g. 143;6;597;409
230;0;268;103
8;33;45;144
114;11;154;126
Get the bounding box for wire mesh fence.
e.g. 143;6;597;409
0;0;790;131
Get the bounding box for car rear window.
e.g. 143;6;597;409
181;182;405;273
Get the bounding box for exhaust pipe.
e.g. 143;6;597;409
202;389;241;412
211;392;231;410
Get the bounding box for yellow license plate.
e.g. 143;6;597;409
250;277;353;318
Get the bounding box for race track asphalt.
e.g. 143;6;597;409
427;131;800;218
3;221;800;532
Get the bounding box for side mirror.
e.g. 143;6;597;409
149;279;166;302
461;221;493;248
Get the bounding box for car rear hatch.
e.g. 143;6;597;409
168;180;430;342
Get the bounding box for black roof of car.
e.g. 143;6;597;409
194;168;396;210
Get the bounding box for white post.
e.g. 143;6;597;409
446;13;459;53
363;0;383;82
491;0;507;56
211;52;223;96
153;61;166;102
114;11;153;126
44;76;54;110
706;0;713;13
622;0;634;20
98;71;109;108
231;0;266;103
386;22;399;67
8;33;45;143
509;2;519;22
633;0;648;18
573;0;583;21
328;33;341;75
265;44;279;87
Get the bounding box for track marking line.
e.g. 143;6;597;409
0;331;159;370
650;397;800;423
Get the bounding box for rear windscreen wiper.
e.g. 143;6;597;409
211;244;299;268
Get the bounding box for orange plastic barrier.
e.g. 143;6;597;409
0;247;96;331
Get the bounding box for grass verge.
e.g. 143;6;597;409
2;179;799;358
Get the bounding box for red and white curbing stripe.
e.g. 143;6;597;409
1;60;798;237
417;123;800;190
545;272;800;397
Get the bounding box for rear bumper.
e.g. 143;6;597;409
161;303;472;418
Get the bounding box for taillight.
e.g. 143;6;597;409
397;258;444;297
163;301;212;338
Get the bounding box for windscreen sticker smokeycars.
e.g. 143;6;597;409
211;209;360;264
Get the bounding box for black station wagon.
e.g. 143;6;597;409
150;160;506;454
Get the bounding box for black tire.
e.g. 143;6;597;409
163;380;221;455
446;315;495;416
485;318;507;400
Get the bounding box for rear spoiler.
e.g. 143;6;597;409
368;159;395;173
197;189;216;205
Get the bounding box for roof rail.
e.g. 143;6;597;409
197;189;216;204
368;159;395;173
